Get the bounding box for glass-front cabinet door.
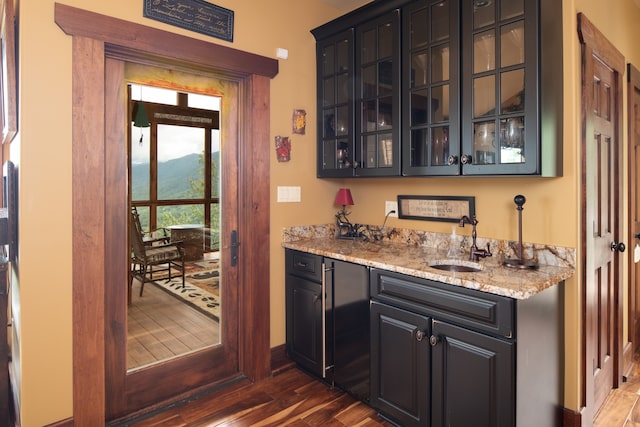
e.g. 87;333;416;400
461;0;538;175
355;10;401;176
402;0;459;176
316;30;355;178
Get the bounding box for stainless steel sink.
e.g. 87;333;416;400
429;261;483;273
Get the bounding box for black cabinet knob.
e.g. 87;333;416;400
461;154;472;165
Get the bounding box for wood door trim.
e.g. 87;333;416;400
56;4;276;425
577;12;626;422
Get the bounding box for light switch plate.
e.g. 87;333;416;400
277;186;301;202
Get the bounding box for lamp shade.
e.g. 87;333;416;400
334;188;354;206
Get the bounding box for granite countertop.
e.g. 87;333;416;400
282;225;576;300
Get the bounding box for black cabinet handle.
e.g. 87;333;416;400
447;155;458;165
415;330;426;342
429;335;440;346
461;154;473;165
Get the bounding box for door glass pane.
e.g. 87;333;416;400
432;126;450;166
362;28;376;63
473;0;495;29
431;45;449;83
323;45;335;76
474;121;496;164
157;125;204;200
412;52;428;87
323;77;335;106
131;128;150;201
473;75;495;118
432;85;449;122
378;96;393;130
362;65;376;98
379;22;393;58
432;1;450;41
501;69;525;113
364;135;377;167
501;21;525;67
411;128;428;166
323;140;337;169
336;106;349;136
324;109;336;137
363;100;376;132
336;39;349;72
474;30;495;73
411;89;429;125
501;0;524;20
411;8;428;48
379;60;393;95
379;134;393;167
337;74;349;104
500;117;525;163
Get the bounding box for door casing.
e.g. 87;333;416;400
55;4;277;424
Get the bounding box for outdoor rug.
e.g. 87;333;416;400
149;260;220;321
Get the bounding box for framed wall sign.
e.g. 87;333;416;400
143;0;234;42
397;195;475;223
0;0;16;145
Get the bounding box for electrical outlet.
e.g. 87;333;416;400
385;201;398;217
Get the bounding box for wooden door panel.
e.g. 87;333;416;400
579;13;625;421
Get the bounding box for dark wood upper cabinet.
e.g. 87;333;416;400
311;0;562;177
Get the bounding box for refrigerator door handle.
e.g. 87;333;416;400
321;262;333;379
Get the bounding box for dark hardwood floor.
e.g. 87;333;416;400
123;366;394;427
595;353;640;427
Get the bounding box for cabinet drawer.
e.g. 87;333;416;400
370;269;514;339
286;249;323;282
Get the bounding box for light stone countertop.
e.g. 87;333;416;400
282;225;576;300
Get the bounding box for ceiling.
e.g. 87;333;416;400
319;0;373;11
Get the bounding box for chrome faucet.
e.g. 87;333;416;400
459;215;492;262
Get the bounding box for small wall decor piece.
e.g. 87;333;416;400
275;136;291;162
143;0;234;42
292;109;306;135
397;195;475;223
0;0;17;145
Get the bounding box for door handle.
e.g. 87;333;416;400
230;230;240;266
611;241;626;253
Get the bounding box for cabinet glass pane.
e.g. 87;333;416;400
362;29;376;63
501;21;525;67
500;69;525;113
337;141;350;168
379;60;393;96
363;100;377;132
336;105;349;136
379;96;393;130
364;135;377;167
337;74;349;104
410;128;428;166
322;45;335;76
432;45;450;83
500;117;525;163
473;0;495;29
324;109;336;137
473;75;495;118
379;134;393;167
362;65;376;98
323;140;337;169
379;22;393;58
411;8;429;49
501;0;524;20
323;77;335;106
412;52;428;87
473;121;496;165
336;39;350;72
432;126;450;166
431;0;450;42
432;84;449;122
411;89;429;125
474;30;495;73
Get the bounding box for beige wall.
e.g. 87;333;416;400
14;0;640;424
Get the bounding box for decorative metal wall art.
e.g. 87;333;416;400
292;109;306;134
275;136;291;162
